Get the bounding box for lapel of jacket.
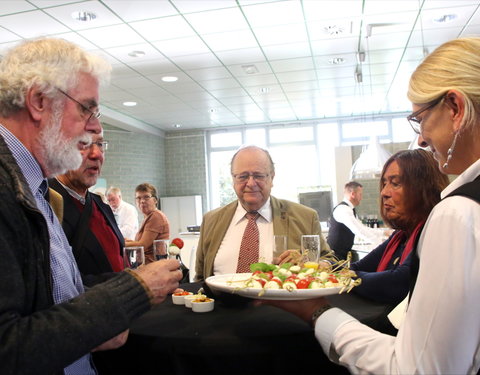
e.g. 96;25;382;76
91;193;125;251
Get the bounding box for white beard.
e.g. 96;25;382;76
38;102;92;177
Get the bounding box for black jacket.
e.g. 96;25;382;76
49;178;124;275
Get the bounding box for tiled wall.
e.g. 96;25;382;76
164;130;208;214
100;125;166;207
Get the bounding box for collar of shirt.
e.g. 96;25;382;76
55;178;86;204
343;199;355;209
0;124;46;196
233;197;272;225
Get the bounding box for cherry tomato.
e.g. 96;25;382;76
328;274;338;283
296;277;314;289
171;238;184;249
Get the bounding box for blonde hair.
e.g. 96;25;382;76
0;37;111;117
408;37;480;132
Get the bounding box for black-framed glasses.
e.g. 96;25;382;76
89;140;108;153
406;95;445;134
57;88;101;122
232;173;269;183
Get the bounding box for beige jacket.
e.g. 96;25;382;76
195;196;329;281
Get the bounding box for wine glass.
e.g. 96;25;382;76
153;240;169;261
123;246;145;269
273;235;287;264
301;235;320;266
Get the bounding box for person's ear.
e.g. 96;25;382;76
24;86;48;123
444;90;466;132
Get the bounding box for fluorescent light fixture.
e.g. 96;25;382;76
161;76;178;82
71;11;96;22
173;124;182;128
328;57;345;65
260;87;270;93
128;50;146;58
123;101;137;107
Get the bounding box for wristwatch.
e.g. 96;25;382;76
311;304;333;326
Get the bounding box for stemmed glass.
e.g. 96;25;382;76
123;246;145;269
273;235;287;264
301;235;320;267
153;240;169;261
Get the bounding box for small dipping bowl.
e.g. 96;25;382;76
172;291;193;305
184;294;199;308
191;297;215;313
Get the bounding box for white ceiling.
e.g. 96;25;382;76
1;0;480;135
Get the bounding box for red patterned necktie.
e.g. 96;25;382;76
236;211;260;273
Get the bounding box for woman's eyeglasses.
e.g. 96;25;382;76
406;95;445;134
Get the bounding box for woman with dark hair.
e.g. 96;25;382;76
349;149;449;305
125;183;170;263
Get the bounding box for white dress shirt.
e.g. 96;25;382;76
332;199;383;245
214;198;274;275
113;200;139;240
315;158;480;374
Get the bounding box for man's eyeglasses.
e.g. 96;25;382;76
232;173;269;183
57;88;101;122
406;95;445;134
89;141;108;153
135;195;154;202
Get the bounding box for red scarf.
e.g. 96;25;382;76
376;221;425;272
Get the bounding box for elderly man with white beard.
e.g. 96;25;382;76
0;38;182;375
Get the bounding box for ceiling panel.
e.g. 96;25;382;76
0;0;479;132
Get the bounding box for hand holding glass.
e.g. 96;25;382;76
301;235;320;264
123;246;145;269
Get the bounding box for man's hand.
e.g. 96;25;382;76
92;330;129;352
275;249;302;265
134;259;183;304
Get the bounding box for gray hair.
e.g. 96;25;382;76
230;145;275;174
0;37;111;117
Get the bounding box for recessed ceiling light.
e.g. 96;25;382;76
128;50;146;58
173;124;182;128
433;14;457;23
328;57;345;65
242;64;259;75
123;101;137;107
324;25;344;36
162;76;178;82
209;108;217;113
71;11;97;22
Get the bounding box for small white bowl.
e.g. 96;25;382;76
191;298;215;313
172;292;193;305
184;294;198;308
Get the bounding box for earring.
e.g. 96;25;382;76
442;132;459;169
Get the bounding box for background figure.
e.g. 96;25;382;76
195;145;330;281
328;181;385;260
257;37;480;374
349;149;449;305
125;183;170;263
0;38;181;375
50;132;124;275
106;186;139;240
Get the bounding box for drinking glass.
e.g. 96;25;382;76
273;235;288;259
153;240;169;261
123;246;145;269
301;235;320;264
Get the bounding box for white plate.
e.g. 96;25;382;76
205;273;344;300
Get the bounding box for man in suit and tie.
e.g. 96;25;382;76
327;181;383;260
50;132;124;275
195;145;329;281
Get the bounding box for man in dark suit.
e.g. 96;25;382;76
49;132;124;275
